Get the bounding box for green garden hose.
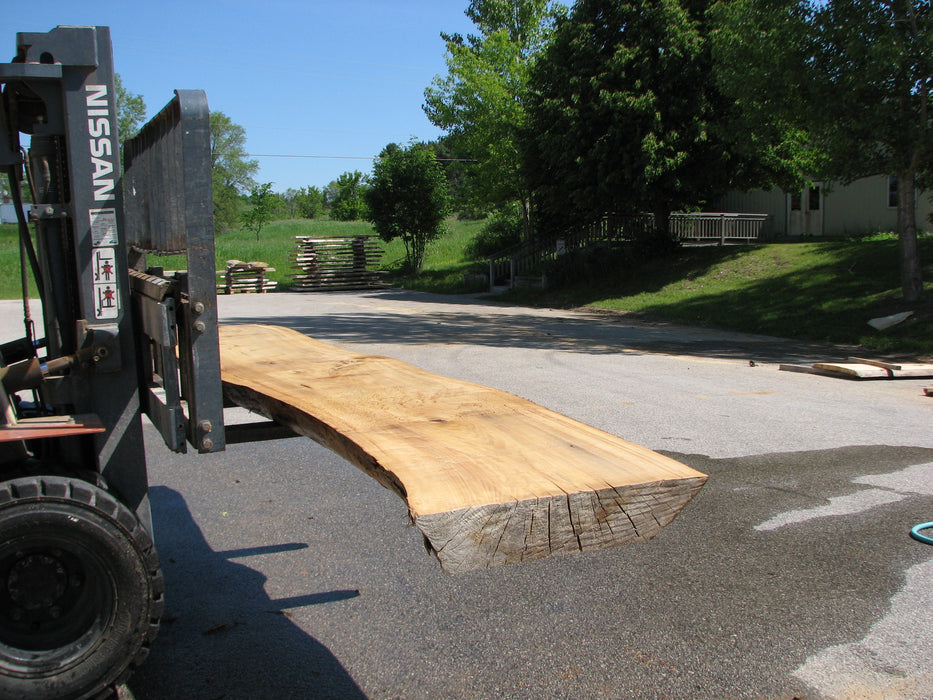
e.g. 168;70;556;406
911;522;933;545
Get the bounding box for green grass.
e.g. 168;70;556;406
149;219;378;289
0;223;40;299
511;235;933;357
4;220;931;356
380;217;489;293
0;217;487;297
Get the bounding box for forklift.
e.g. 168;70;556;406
0;26;262;699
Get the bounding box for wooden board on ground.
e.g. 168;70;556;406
818;362;933;378
781;361;933;379
218;324;707;573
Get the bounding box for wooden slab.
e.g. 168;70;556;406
812;362;933;379
781;361;933;380
219;324;707;572
847;356;903;370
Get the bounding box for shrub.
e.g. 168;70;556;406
464;213;522;259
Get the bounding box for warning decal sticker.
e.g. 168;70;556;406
90;208;118;247
89;208;120;319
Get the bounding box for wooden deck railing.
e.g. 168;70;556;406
669;212;770;245
488;212;769;290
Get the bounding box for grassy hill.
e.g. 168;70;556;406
513;234;933;357
1;221;930;357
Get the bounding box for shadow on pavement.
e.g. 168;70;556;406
129;486;367;700
221;289;844;365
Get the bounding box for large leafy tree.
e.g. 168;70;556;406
114;74;146;143
424;0;564;238
292;185;324;219
210;111;258;232
524;0;734;243
707;0;821;192
327;171;368;221
365;142;451;272
462;0;563;46
712;0;931;301
807;0;932;301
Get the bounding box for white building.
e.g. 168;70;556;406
717;175;933;237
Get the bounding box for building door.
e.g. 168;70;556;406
787;186;823;236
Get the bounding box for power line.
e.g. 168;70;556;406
245;154;373;160
241;153;476;162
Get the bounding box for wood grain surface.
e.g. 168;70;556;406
219;324;707;572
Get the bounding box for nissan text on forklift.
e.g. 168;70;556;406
0;25;267;699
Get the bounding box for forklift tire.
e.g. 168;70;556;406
0;476;163;700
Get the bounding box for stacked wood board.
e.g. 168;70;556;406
217;260;277;294
287;236;385;291
219;324;708;573
780;357;933;380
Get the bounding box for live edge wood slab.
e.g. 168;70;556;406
219;324;707;573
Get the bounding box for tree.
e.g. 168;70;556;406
461;0;564;48
426;136;473;213
328;171;368;221
424;0;564;239
114;74;146;142
707;0;821;192
524;0;735;245
711;0;930;301
806;0;931;301
365;142;451;272
293;185;324;219
240;182;275;241
210;111;258;232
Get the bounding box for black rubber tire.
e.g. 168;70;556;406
0;476;163;700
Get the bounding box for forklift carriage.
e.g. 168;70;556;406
0;26;254;699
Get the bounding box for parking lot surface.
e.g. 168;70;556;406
3;291;932;699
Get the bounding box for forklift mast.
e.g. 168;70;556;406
0;26;226;699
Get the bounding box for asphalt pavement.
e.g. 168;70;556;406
2;290;932;699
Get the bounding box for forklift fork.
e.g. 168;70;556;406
0;26;225;699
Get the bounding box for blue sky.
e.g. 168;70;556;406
3;1;476;192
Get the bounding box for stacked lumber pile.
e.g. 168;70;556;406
216;260;277;294
287;235;385;291
219;324;708;573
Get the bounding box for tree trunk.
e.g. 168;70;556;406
520;194;534;242
654;207;670;240
897;171;925;302
648;206;676;255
